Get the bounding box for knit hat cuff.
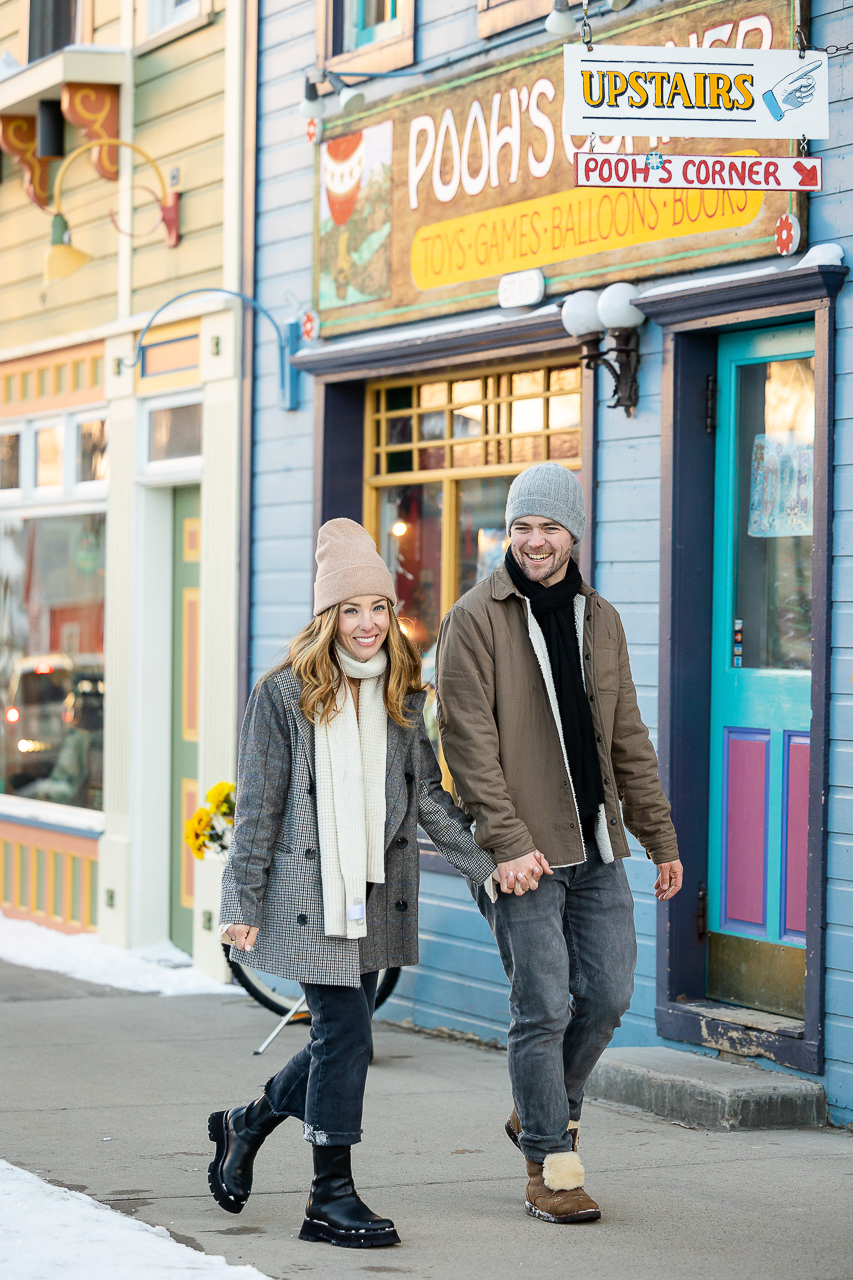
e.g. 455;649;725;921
313;565;397;616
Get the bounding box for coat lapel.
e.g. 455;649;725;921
384;716;408;848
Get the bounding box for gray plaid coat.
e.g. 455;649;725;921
219;666;495;988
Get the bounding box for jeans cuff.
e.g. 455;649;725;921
302;1122;362;1146
520;1133;576;1164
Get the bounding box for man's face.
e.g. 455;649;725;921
509;517;574;586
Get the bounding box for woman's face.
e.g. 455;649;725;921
336;596;391;662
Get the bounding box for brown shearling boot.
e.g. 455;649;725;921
524;1151;601;1224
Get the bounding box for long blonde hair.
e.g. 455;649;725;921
283;602;424;728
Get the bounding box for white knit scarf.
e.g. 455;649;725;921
314;643;388;939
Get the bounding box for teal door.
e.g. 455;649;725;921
707;326;814;1019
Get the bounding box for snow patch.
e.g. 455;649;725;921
0;914;240;996
0;1160;270;1278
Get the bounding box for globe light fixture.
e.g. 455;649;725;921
560;290;605;339
560;282;645;415
545;0;575;35
299;77;324;119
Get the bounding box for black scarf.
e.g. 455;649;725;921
504;548;604;836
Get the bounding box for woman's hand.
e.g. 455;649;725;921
492;850;553;895
224;925;259;951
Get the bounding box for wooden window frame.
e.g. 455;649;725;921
20;0;95;65
316;0;414;80
642;263;848;1076
476;0;552;40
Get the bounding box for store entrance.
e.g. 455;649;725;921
707;327;814;1020
169;485;201;954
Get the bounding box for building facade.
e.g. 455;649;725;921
0;0;250;977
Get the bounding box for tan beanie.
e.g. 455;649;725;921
313;518;397;616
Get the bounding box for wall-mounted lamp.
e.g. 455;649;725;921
560;282;645;415
44;138;180;287
299;72;365;120
545;0;575;36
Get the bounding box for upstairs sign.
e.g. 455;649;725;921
563;45;829;139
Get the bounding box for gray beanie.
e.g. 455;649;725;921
505;463;585;542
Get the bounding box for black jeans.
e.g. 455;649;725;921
264;969;378;1146
476;841;636;1164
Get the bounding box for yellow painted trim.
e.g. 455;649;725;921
183;517;201;563
179;777;198;910
182;586;201;743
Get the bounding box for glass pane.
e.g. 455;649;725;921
549;433;580;460
457;476;514;599
512;370;545;397
0;513;105;810
735;358;814;670
548;394;581;431
419;446;445;470
419;382;447;409
511;435;545;463
378;484;442;745
149;403;202;462
386;386;413;412
550;367;581;393
78;420;108;483
387;415;412;445
387;450;413;473
0;435;19;489
452;404;483;438
452;443;482;468
451;379;481;405
419;411;445;441
37;428;62;487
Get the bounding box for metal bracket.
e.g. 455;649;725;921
578;329;640;415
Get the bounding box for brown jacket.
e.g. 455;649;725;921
435;564;679;868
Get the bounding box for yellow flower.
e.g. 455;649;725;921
206;781;236;815
185;806;212;859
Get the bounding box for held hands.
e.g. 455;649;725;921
493;850;554;895
224;925;259;951
654;859;683;902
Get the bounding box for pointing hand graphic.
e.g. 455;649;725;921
763;61;820;122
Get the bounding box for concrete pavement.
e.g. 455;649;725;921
2;958;852;1280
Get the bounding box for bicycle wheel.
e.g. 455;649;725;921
223;946;400;1018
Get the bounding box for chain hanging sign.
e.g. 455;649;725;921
563;46;829;139
575;152;822;192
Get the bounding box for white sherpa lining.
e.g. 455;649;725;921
542;1150;585;1192
524;597;613;865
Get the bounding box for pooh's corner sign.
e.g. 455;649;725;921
563;46;830;140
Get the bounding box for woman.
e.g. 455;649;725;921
208;518;498;1249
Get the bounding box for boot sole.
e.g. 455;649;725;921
505;1117;522;1151
298;1217;401;1248
525;1199;601;1225
207;1112;247;1215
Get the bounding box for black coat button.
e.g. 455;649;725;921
585;653;591;661
589;694;595;702
395;836;408;848
596;735;603;743
405;771;413;784
395;900;408;912
603;778;610;785
297;913;308;924
610;819;617;827
307;782;314;795
570;822;575;830
305;848;316;859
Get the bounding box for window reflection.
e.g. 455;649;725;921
0;514;105;809
37;427;62;487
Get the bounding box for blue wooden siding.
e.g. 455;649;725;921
252;0;853;1121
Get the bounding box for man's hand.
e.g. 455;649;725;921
654;860;683;902
493;850;554;895
224;925;259;951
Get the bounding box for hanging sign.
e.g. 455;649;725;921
563;46;829;140
575;151;822;192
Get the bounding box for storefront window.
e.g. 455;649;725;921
366;360;582;750
0;434;19;489
149;403;202;462
36;427;62;487
78;420;108;483
0;514;105;810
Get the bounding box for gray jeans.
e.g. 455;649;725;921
475;841;636;1164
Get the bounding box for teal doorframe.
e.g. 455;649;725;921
708;326;814;957
644;263;847;1074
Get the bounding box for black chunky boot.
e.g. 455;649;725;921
207;1095;286;1214
298;1145;400;1247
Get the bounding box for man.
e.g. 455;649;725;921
435;462;681;1225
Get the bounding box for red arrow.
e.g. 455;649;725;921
794;160;818;187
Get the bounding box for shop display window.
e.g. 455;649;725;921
149;402;202;463
78;420;108;484
36;426;62;488
0;435;19;490
0;513;105;811
366;360;582;749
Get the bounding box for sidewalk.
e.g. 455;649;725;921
2;957;851;1280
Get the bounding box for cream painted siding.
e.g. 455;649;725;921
94;0;122;43
131;10;225;314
